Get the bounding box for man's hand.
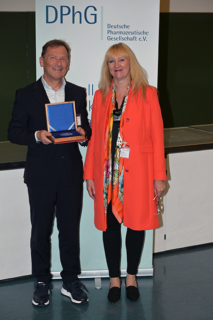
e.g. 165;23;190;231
36;130;52;145
76;127;85;136
154;180;166;198
86;179;96;200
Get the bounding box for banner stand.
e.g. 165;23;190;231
36;0;160;282
52;268;153;289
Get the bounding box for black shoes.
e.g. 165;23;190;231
61;280;89;304
126;285;140;302
32;278;138;306
107;278;140;303
108;279;121;303
32;282;52;306
108;286;121;303
126;277;140;302
32;280;88;306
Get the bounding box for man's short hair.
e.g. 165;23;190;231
41;39;71;62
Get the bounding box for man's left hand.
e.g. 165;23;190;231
76;127;85;136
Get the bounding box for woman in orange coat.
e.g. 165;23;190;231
84;43;166;303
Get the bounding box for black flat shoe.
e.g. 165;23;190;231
108;280;122;303
108;286;121;303
126;285;139;302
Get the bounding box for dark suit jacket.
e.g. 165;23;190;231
8;78;91;187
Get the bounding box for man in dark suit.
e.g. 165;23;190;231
8;39;91;306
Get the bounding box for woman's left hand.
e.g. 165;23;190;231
76;127;85;136
154;180;166;198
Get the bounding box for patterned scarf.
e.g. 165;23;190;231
103;83;130;228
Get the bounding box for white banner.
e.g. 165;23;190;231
36;0;160;121
36;0;160;275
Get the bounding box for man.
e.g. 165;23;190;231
8;39;91;306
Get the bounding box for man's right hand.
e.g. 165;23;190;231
36;130;52;144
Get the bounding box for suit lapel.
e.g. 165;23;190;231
32;78;50;105
65;83;73;102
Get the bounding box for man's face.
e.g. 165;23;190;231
39;46;69;83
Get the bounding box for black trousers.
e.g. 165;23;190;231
103;202;145;278
27;182;83;283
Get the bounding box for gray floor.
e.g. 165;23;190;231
1;244;213;320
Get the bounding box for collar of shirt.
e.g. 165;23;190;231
41;76;66;104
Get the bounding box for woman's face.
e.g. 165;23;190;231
108;55;130;82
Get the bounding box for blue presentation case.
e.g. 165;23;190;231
45;101;87;144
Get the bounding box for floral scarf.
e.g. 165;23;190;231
103;83;130;228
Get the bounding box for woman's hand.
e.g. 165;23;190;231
154;180;166;198
86;179;96;200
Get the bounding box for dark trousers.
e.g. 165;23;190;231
103;202;145;278
27;182;83;283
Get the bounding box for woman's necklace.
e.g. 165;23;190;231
113;84;130;117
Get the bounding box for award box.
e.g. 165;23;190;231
45;101;87;144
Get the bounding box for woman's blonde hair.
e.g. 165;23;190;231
98;43;148;101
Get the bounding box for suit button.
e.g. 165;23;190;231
62;156;64;159
58;156;60;159
126;118;129;122
125;169;129;172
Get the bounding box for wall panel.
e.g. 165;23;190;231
0;12;36;141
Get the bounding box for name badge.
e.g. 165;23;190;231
113;109;122;122
120;147;130;158
76;114;82;126
113;114;121;121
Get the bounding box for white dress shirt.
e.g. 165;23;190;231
35;76;66;142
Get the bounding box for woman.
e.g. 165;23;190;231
84;43;166;303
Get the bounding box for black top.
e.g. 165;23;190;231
111;98;125;169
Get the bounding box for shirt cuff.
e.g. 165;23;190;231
35;131;40;143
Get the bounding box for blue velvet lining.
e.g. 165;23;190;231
47;102;76;132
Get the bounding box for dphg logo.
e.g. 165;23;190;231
46;5;97;24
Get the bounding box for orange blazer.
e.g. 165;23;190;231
84;85;167;231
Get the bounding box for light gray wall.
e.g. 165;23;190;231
0;169;31;280
0;0;35;11
169;0;213;12
154;149;213;252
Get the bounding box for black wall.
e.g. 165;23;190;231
158;13;213;128
0;12;36;141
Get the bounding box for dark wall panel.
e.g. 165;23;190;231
158;13;213;128
0;12;36;141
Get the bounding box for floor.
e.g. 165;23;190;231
1;244;213;320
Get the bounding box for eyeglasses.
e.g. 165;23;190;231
153;195;161;215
